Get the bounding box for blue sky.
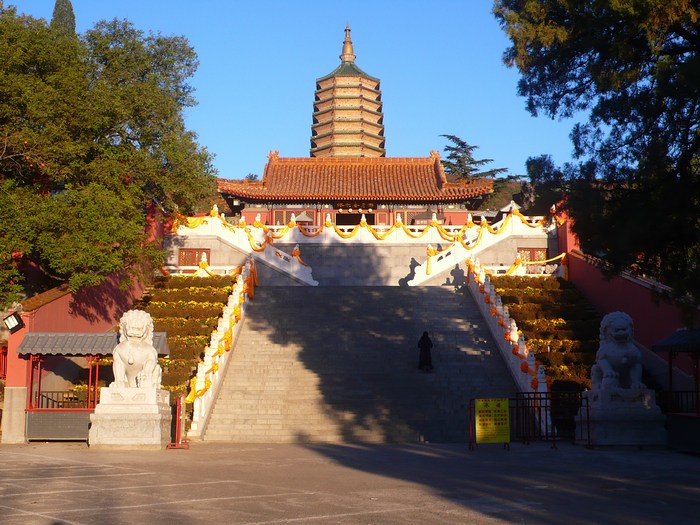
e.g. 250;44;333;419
8;1;579;180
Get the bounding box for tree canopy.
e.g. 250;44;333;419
0;6;217;308
522;154;568;214
494;1;700;308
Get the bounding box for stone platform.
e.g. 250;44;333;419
88;386;171;449
578;388;666;446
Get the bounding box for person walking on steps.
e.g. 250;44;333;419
418;331;433;373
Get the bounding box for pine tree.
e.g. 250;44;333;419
440;134;507;182
495;0;700;308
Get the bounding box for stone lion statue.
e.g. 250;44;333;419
112;310;162;388
590;311;646;390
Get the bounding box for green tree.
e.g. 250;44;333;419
477;176;524;211
50;0;75;36
495;1;700;308
0;182;34;307
522;154;568;213
0;8;216;308
440;134;507;182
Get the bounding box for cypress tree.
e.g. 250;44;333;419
50;0;75;36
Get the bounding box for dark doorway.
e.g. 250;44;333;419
335;213;375;226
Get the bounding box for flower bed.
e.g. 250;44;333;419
132;277;235;396
490;275;600;388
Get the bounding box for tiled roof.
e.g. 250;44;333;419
218;152;493;203
21;284;71;312
317;62;379;82
16;332;170;356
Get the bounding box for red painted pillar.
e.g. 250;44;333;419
5;312;32;389
1;311;33;442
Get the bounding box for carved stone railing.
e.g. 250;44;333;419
407;212;552;286
172;213;318;286
260;210;550;247
186;258;257;439
465;256;550;395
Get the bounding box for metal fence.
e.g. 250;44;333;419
659;390;699;416
35;391;91;410
469;393;591;448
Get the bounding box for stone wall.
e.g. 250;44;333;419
164;231;550;286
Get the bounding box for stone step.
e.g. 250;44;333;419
203;286;516;444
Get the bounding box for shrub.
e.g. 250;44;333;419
146;287;232;304
144;301;225;319
491;275;600;389
153;317;220;337
134;275;236;397
152;275;234;289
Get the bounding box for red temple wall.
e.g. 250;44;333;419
5;275;144;388
566;251;692;349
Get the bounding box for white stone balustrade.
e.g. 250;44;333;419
188;258;255;438
173;209;550;287
466;257;553;433
406;212;552;286
173;215;318;285
465;256;550;394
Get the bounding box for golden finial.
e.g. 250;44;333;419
339;23;356;63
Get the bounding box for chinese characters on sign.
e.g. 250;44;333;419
475;398;510;444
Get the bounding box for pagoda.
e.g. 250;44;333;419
311;24;385;157
217;26;492;226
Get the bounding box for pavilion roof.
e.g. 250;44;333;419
652;328;700;354
16;332;170;356
217;152;493;203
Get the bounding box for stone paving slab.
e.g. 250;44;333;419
0;441;698;524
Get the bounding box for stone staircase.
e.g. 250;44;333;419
203;286;516;443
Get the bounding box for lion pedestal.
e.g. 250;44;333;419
89;386;171;449
578;387;666;446
577;312;666;447
89;310;172;449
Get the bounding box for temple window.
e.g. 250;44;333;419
519;248;547;262
178;249;210;266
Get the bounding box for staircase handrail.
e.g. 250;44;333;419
465;255;553;434
405;212;553;286
172;211;318;286
173;208;551;248
186;258;258;439
172;206;551;286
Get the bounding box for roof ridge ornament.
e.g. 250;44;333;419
339;23;356;63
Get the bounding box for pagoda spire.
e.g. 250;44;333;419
339;23;356;63
312;24;385;157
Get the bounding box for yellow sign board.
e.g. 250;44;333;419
475;398;510;444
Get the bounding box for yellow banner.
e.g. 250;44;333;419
475;398;510;444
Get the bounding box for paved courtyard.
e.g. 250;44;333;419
0;441;698;524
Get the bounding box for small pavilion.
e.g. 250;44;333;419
15;331;169;441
